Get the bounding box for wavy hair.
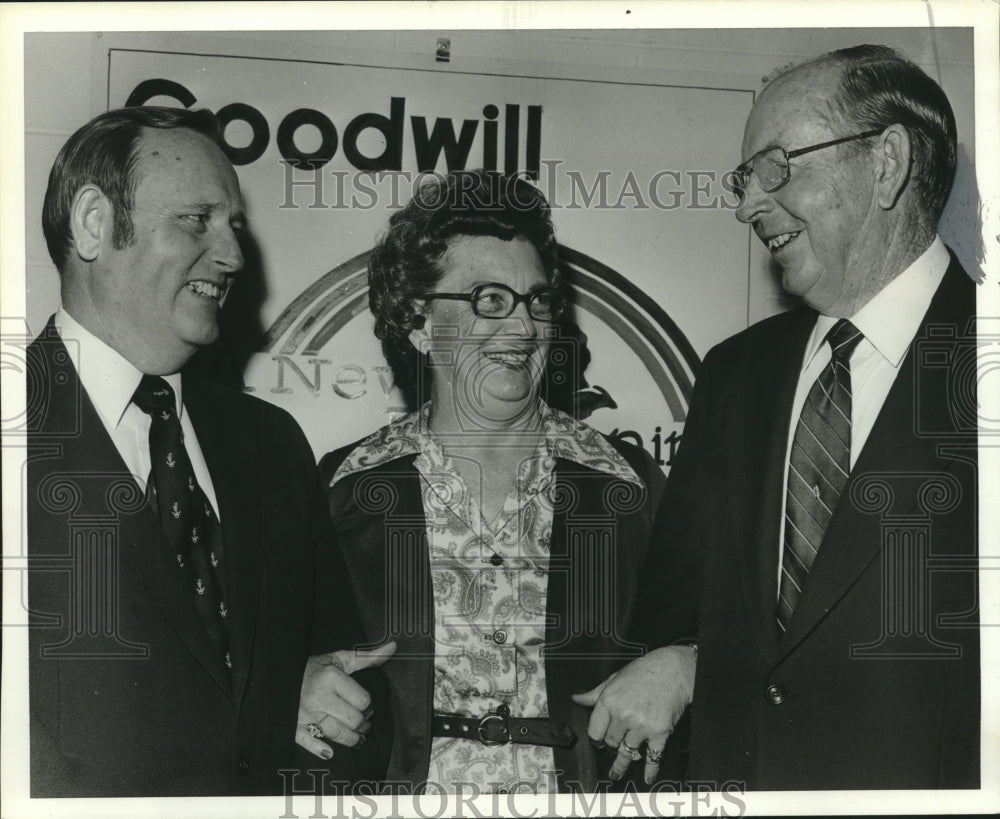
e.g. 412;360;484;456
368;170;560;408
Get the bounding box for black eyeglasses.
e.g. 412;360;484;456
730;128;885;199
424;282;566;321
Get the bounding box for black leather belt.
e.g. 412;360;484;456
431;704;576;750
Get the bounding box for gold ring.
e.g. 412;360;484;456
305;722;324;739
646;745;664;764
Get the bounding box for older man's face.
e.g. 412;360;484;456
734;66;884;317
91;127;245;373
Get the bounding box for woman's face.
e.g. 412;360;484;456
411;234;554;427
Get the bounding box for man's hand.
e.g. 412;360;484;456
295;641;397;759
571;644;696;784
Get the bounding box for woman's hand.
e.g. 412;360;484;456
571;644;696;783
295;641;397;759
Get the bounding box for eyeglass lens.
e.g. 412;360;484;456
733;148;788;197
752;149;789;192
473;285;564;320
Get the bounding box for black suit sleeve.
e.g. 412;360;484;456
310;444;369;655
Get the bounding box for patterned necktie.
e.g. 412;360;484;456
777;319;863;634
132;375;232;675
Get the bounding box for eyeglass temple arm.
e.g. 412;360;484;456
424;293;475;301
785;128;885;160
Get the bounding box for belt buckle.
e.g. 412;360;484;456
477;704;511;746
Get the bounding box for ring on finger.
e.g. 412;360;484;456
618;739;642;762
646;745;664;764
305;722;325;739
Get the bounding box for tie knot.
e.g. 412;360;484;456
826;319;863;363
132;374;176;414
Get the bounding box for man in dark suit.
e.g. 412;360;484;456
577;45;979;790
27;106;382;796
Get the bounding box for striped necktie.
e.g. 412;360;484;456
777;319;863;634
132;375;232;676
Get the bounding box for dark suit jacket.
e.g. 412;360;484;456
315;431;698;792
26;318;366;796
655;255;979;789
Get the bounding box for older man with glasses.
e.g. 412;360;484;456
575;44;979;790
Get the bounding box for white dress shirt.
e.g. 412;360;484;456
55;308;221;518
777;236;949;582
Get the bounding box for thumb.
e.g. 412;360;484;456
344;640;398;675
571;680;608;708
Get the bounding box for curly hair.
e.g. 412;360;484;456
368;169;561;408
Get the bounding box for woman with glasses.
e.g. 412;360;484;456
309;170;696;794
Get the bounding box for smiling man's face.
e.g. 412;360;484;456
89;127;246;373
735;64;890;317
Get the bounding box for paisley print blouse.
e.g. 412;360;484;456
332;401;642;793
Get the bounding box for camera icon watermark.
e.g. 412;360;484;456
914;315;1000;439
1;317;81;439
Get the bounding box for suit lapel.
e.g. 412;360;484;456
777;257;976;655
36;329;231;693
183;379;263;698
725;311;815;659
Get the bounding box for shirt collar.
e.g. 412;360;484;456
55;307;184;428
331;400;642;488
539;403;643;486
802;236;949;371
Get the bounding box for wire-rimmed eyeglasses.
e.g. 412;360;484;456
424;282;567;322
730;128;885;199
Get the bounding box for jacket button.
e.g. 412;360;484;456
493;630;508;645
238;759;250;776
765;684;786;705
